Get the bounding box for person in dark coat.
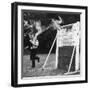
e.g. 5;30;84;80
28;21;41;68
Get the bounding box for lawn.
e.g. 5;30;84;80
22;54;66;77
22;46;80;77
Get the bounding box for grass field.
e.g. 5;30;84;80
22;46;80;78
22;54;67;77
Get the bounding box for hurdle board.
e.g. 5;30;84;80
42;21;80;72
56;21;80;72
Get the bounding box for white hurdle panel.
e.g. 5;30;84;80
56;21;80;73
42;21;80;73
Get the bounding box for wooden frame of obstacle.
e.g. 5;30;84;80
42;22;80;75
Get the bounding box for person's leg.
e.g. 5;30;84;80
33;48;40;62
30;49;36;68
34;56;40;62
32;59;35;68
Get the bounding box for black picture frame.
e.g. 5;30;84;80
11;2;88;87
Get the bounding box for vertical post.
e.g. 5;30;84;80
75;44;79;71
75;22;80;71
55;30;59;69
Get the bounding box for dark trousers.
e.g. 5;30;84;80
30;48;39;68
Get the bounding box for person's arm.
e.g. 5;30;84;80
33;29;42;43
58;16;62;24
52;19;62;30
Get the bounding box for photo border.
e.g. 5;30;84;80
11;2;88;87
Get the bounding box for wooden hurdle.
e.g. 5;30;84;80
56;22;80;75
42;22;80;74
